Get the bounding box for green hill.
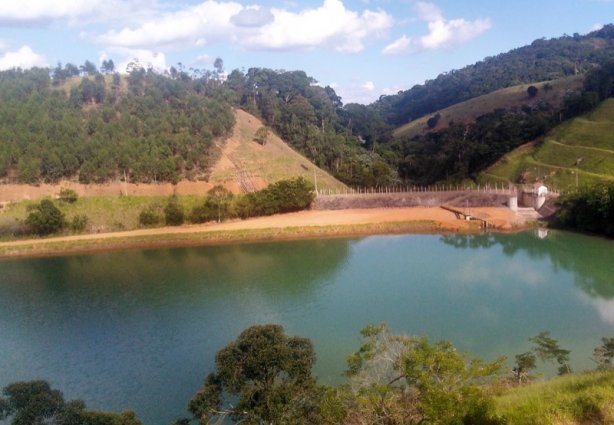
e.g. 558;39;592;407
479;99;614;191
393;76;583;140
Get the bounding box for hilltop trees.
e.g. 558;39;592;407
0;65;234;185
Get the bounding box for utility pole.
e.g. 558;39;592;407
313;169;318;195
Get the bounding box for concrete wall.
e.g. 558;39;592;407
313;191;510;210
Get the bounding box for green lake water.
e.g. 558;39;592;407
1;230;613;424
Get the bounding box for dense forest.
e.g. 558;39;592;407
0;64;235;185
1;25;614;188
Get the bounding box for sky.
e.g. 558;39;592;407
0;0;611;104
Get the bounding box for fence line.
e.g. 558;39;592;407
316;183;560;197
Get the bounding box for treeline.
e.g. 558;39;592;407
0;62;234;184
225;67;399;186
555;182;614;236
4;324;613;425
139;177;316;227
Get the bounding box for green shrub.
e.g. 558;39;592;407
138;204;162;227
25;199;66;235
58;188;79;203
190;198;217;223
70;214;89;233
164;196;184;226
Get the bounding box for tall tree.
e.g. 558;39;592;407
188;324;322;425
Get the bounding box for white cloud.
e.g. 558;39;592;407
95;0;392;53
0;46;48;70
414;1;442;21
383;2;491;55
230;6;274;28
335;79;382;104
103;47;167;73
245;0;393;52
591;23;604;32
382;34;411;55
97;1;242;49
362;80;375;91
0;0;155;25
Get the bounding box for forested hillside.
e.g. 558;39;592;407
373;24;614;127
0;65;234;184
1;25;614;189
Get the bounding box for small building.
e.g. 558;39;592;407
533;182;548;197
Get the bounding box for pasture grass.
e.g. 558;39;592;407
479;99;614;191
393;76;583;139
495;370;614;425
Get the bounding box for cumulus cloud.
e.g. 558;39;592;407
244;0;393;52
0;45;48;70
383;1;491;55
95;0;392;53
97;1;241;49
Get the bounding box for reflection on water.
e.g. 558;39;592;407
1;232;613;424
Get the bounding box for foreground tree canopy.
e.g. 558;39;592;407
0;380;140;425
188;324;321;424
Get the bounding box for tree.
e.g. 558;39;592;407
188;324;322;425
527;85;539;98
25;199;66;235
426;113;441;129
512;351;537;384
0;380;141;425
343;324;505;425
254;126;269;145
529;331;572;375
101;59;115;74
164;195;184;226
593;337;614;370
207;185;233;223
80;60;98;76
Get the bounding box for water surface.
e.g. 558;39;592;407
1;231;613;424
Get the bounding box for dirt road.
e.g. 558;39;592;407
0;207;521;257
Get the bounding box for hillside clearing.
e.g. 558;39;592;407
393;76;583;140
479;98;614;191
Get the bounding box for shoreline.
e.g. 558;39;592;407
0;207;530;260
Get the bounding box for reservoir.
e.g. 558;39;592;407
1;230;613;424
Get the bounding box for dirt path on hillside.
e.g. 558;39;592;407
0;207;521;252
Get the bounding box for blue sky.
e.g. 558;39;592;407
0;0;611;104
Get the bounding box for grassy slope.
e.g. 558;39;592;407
393;76;583;140
209;109;346;192
479;98;614;191
495;370;614;425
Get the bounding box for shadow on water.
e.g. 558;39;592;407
440;231;614;299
